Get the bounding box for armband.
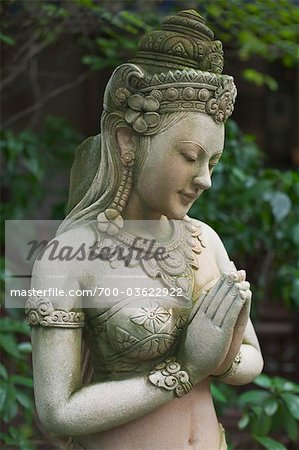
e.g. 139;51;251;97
25;296;85;328
217;351;242;380
148;357;193;398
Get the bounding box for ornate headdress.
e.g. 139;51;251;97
104;10;237;134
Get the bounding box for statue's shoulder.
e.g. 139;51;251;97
32;224;96;276
185;216;232;271
185;216;222;246
56;224;95;248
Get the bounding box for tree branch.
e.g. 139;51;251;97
3;70;91;128
1;38;52;91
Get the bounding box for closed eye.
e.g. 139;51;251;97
209;154;222;169
182;153;196;162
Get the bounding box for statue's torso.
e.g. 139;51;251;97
73;218;223;449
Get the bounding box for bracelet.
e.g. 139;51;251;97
217;351;242;380
148;357;193;398
25;296;85;328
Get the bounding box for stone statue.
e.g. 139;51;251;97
26;10;263;450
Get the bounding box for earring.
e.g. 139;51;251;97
97;150;135;236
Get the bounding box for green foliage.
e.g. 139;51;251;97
237;374;299;449
242;69;278;91
211;381;237;414
1;117;81;447
0;31;15;46
1;117;81;448
199;0;299;88
1;116;82;221
212;375;299;448
3;0;298;90
79;0;299;88
190;120;299;309
81;9;154;71
0;316;34;450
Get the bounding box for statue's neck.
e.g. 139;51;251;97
121;215;173;242
122;191;161;221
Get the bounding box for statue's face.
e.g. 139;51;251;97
134;113;224;219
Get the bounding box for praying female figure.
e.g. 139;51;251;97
26;10;263;450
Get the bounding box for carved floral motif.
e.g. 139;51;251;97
206;78;237;124
149;356;193;397
124;93;160;133
131;303;171;333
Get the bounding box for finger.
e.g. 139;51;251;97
235;295;252;328
204;272;238;316
237;270;246;282
221;291;251;328
199;273;227;313
234;282;251;306
212;287;238;326
237;289;247;300
188;293;206;324
236;281;250;291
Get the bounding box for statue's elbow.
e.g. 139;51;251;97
242;351;264;385
227;350;264;386
36;401;69;436
251;351;264;381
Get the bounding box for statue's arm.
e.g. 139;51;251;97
31;327;174;436
216;317;264;385
200;221;264;385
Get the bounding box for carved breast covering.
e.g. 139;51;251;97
85;293;190;377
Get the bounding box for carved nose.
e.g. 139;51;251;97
193;172;212;190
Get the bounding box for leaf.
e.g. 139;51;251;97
238;389;270;405
242;69;278;90
3;383;18;422
210;383;227;403
272;376;292;392
0;363;8;379
81;54;104;70
232;166;246;182
0;317;30;335
282;380;299;394
291;279;299;307
252;412;272;436
292;223;299;246
0;32;15;46
269;192;292;222
11;376;33;388
238;414;250;429
281;393;299;420
18;342;32;353
7;426;35;450
0;385;7;411
0;333;21;358
254;435;287;450
264;397;279;416
254;374;272;389
283;409;298;442
16;391;33;410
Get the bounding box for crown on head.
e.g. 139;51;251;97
133;10;224;74
104;10;237;134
